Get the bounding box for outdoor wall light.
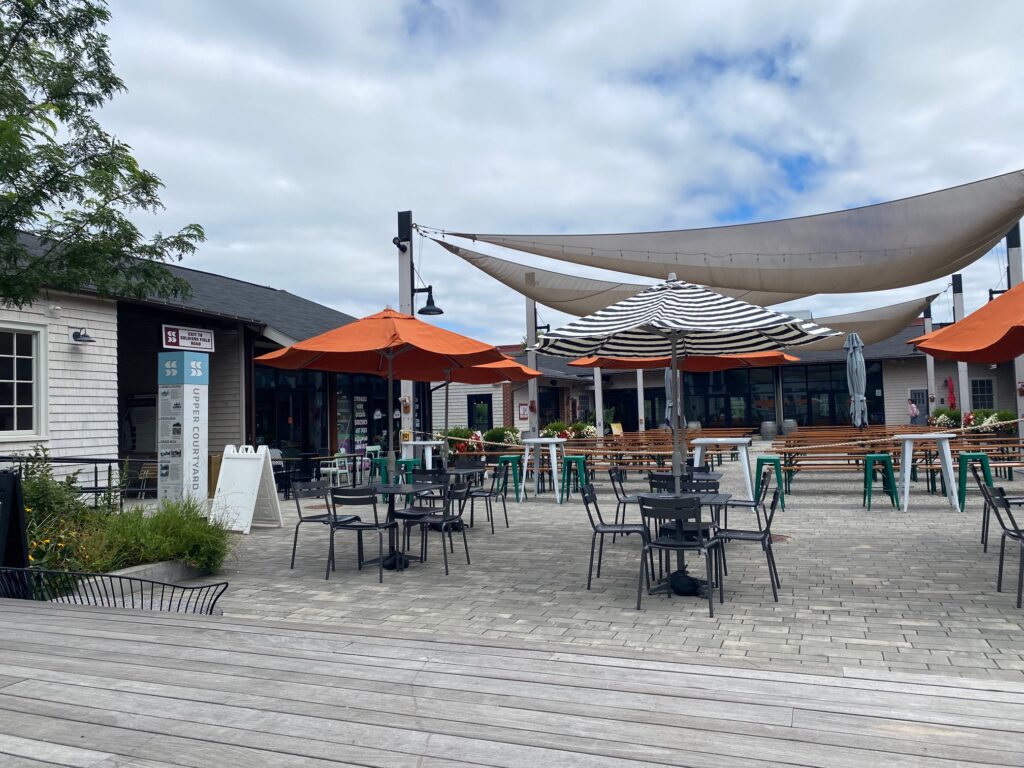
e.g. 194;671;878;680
392;236;408;253
413;285;443;316
71;328;96;344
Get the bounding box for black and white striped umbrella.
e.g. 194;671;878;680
537;277;838;492
537;279;836;358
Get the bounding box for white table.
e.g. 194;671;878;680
895;433;960;512
402;440;445;469
522;437;567;503
691;437;754;500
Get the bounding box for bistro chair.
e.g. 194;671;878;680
637;495;724;616
418;483;472;576
289;480;356;570
972;463;1024;553
723;468;772;531
647;472;676;494
986;486;1024;609
608;467;640;538
716;488;782;602
581;484;647;590
469;462;510;533
327;488;397;583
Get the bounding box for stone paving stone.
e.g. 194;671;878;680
198;449;1024;680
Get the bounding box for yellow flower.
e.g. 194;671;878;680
27;555;34;561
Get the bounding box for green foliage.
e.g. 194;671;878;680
0;0;204;307
83;498;231;574
540;421;569;437
482;426;521;446
568;422;598;438
932;407;961;423
441;426;474;439
20;448;231;573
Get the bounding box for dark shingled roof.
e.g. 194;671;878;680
15;232;354;342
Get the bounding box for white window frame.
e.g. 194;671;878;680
0;321;48;442
970;378;995;411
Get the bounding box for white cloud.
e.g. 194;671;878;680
103;0;1024;342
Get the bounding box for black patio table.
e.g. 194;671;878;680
646;471;723;484
368;482;434;569
447;467;486;485
636;491;731;597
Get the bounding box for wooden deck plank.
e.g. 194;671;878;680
3;648;1023;768
0;733;112;768
1;602;1021;768
2;623;1021;731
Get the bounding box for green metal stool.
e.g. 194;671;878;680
498;455;525;502
958;452;993;510
755;455;785;510
863;453;899;510
395;458;421;483
369;457;389;485
560;456;588;502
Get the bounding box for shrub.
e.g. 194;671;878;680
482;426;521;446
569;422;597;438
540;421;570;438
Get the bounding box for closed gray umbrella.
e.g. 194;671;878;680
844;333;868;428
538;277;838;493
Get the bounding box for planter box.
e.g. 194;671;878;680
110;560;208;584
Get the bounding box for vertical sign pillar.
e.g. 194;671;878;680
593;368;605;436
158;351;209;503
636;369;646;431
1005;223;1024;439
923;304;937;416
397;211;414;448
525;294;539;438
951;274;971;421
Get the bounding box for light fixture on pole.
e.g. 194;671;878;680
413;285;443;316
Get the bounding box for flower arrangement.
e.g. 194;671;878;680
540;420;571;438
482;426;521;447
569;422;598;438
962;411;975;428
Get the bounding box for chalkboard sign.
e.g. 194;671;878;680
0;471;29;568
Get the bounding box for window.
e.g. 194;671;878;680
467;394;493;431
0;328;38;435
971;379;994;411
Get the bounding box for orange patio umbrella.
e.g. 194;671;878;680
908;281;1024;363
568;350;800;371
256;309;507;463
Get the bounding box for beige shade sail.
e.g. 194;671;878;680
434;239;807;312
444;169;1024;293
796;294;937;352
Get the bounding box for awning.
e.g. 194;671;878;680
434;239;808;311
909;280;1024;363
445;169;1024;294
796;294;937;352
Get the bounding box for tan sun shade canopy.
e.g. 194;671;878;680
445;169;1024;293
434;239;807;313
797;294;937;352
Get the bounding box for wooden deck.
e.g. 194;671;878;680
1;601;1023;767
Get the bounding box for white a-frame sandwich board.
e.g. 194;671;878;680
210;445;284;534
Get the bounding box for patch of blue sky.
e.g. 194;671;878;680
632;37;804;91
401;0;502;44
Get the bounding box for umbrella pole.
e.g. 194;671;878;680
671;334;682;495
443;371;451;469
386;353;396;481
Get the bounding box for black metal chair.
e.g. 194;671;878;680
581;484;647;590
608;467;640;538
723;467;772;532
637;495;724;615
716;488;782;602
647;472;675;494
973;464;1024;553
418;483;471;575
0;567;228;615
986;486;1024;609
469;462;509;533
411;468;448;507
290;479;355;570
327;488;397;583
395;472;449;553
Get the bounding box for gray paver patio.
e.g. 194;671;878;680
206;446;1024;681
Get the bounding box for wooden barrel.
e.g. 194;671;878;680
781;418;799;435
760;421;778;440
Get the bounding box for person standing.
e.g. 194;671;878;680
908;399;920;425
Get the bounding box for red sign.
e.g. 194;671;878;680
162;324;215;352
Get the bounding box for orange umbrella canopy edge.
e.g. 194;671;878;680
568;351;799;371
912;282;1024;363
254;308;506;373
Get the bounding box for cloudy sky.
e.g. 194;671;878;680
102;0;1024;342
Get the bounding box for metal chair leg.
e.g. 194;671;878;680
998;535;1006;592
587;532;597;589
290;522;302;569
501;495;509;528
440;525;450;575
596;533;605;578
461;524;471;565
487;497;495;534
636;545;647;610
705;549;715;618
325;528;335;580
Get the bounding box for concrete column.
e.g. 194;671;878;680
594;368;604;435
636;369;646;431
525;295;539;437
952;274;971;420
1006;223;1024;438
923;305;937;416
